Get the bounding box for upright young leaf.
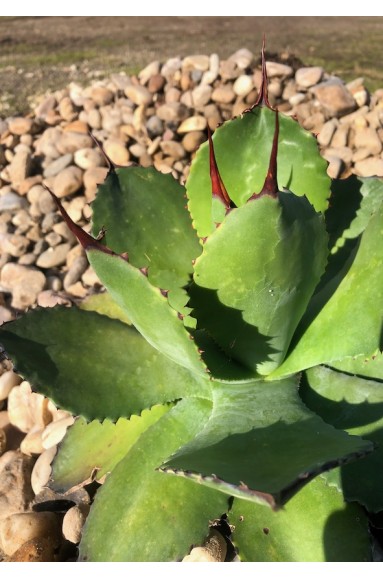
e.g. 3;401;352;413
272;202;383;378
191;193;328;375
326;175;383;252
186;106;330;238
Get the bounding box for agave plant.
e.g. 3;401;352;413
1;45;383;561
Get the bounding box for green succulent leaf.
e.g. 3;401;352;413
161;377;372;508
79;397;230;562
272;201;383;378
91;167;201;318
302;364;383;512
87;249;207;376
80;291;131;324
326;175;383;252
191;193;328;375
186;106;330;238
230;475;371;561
0;307;211;420
51;405;171;492
330;351;383;381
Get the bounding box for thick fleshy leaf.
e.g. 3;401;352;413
87;249;207;376
272;202;383;378
329;351;383;381
161;377;372;508
326;175;383;252
302;365;383;512
80;291;131;324
79;397;230;562
91;167;201;317
191;193;328;375
186;106;330;238
51;405;171;492
0;307;211;420
230;476;371;561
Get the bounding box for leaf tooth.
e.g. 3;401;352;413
139;266;149;276
44;184;118;256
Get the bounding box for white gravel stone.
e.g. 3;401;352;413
0;263;46;309
31;446;57;495
354;157;383;177
233;75;254;97
0;371;22;401
124;85;152;106
7;381;53;434
36;242;72;268
41;415;75;449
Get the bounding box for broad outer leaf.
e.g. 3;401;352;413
86;249;207;376
0;307;211;421
91;167;201;318
161;377;372;508
230;475;371;561
79;398;230;562
51;405;171;492
272;202;383;378
302;365;383;512
186;106;330;238
191;193;328;375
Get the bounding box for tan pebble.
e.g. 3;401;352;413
8;536;57;561
62;120;89;134
52;166;83;198
20;427;44;456
177;116;207;133
0;428;6;456
0;370;22;401
82;266;101;287
65;281;88;298
0;511;60;556
7;382;53;433
0;451;35;521
62;504;90;544
52;408;72;422
182;131;206;152
31;446;57;495
37;290;71;308
8;117;33;136
74;147;105;170
103;138;130;166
